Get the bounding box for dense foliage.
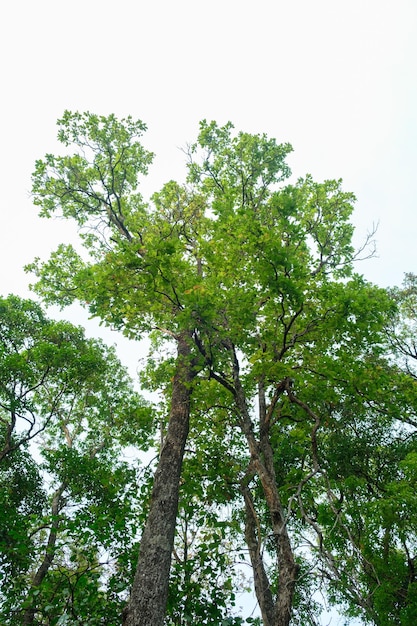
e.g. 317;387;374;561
0;295;153;624
1;113;416;624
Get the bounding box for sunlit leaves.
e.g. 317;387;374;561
24;112;417;624
33;111;153;226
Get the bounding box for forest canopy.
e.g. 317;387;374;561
1;112;416;626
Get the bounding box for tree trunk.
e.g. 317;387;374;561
123;333;196;626
241;405;299;626
23;484;66;625
242;484;275;626
228;348;298;626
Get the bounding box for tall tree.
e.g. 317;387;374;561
308;274;417;625
183;122;392;626
29;113;408;625
29;112;213;625
29;113;294;624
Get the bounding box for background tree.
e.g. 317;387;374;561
0;295;152;625
303;275;417;625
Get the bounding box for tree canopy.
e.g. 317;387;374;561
2;112;415;625
0;294;154;624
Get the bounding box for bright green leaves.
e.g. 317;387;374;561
30;115;213;341
26;244;89;308
28;112;362;357
56;110;148;150
32;111;153;244
188;120;293;212
290;175;356;278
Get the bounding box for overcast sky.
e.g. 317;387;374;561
1;1;416;622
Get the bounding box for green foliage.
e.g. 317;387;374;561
33;111;153;223
0;446;46;581
0;295;153;624
20;112;417;625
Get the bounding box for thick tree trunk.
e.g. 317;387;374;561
123;334;196;626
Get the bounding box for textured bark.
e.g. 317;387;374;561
242;485;275;626
258;382;299;626
228;346;298;626
123;334;196;626
241;406;299;626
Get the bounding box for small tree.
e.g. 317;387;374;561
0;295;151;624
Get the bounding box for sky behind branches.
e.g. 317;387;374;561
1;1;416;622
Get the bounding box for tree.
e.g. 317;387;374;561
0;295;151;625
28;113;410;625
306;275;417;625
29;111;215;625
172;122;392;625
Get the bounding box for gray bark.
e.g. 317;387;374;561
229;349;299;626
123;334;196;626
242;484;275;626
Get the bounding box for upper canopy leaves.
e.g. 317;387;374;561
29;114;366;349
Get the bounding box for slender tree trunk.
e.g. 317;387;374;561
242;484;275;626
258;381;300;626
23;484;66;625
239;396;299;626
227;347;298;626
123;333;196;626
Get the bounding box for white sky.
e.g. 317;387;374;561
1;1;416;623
